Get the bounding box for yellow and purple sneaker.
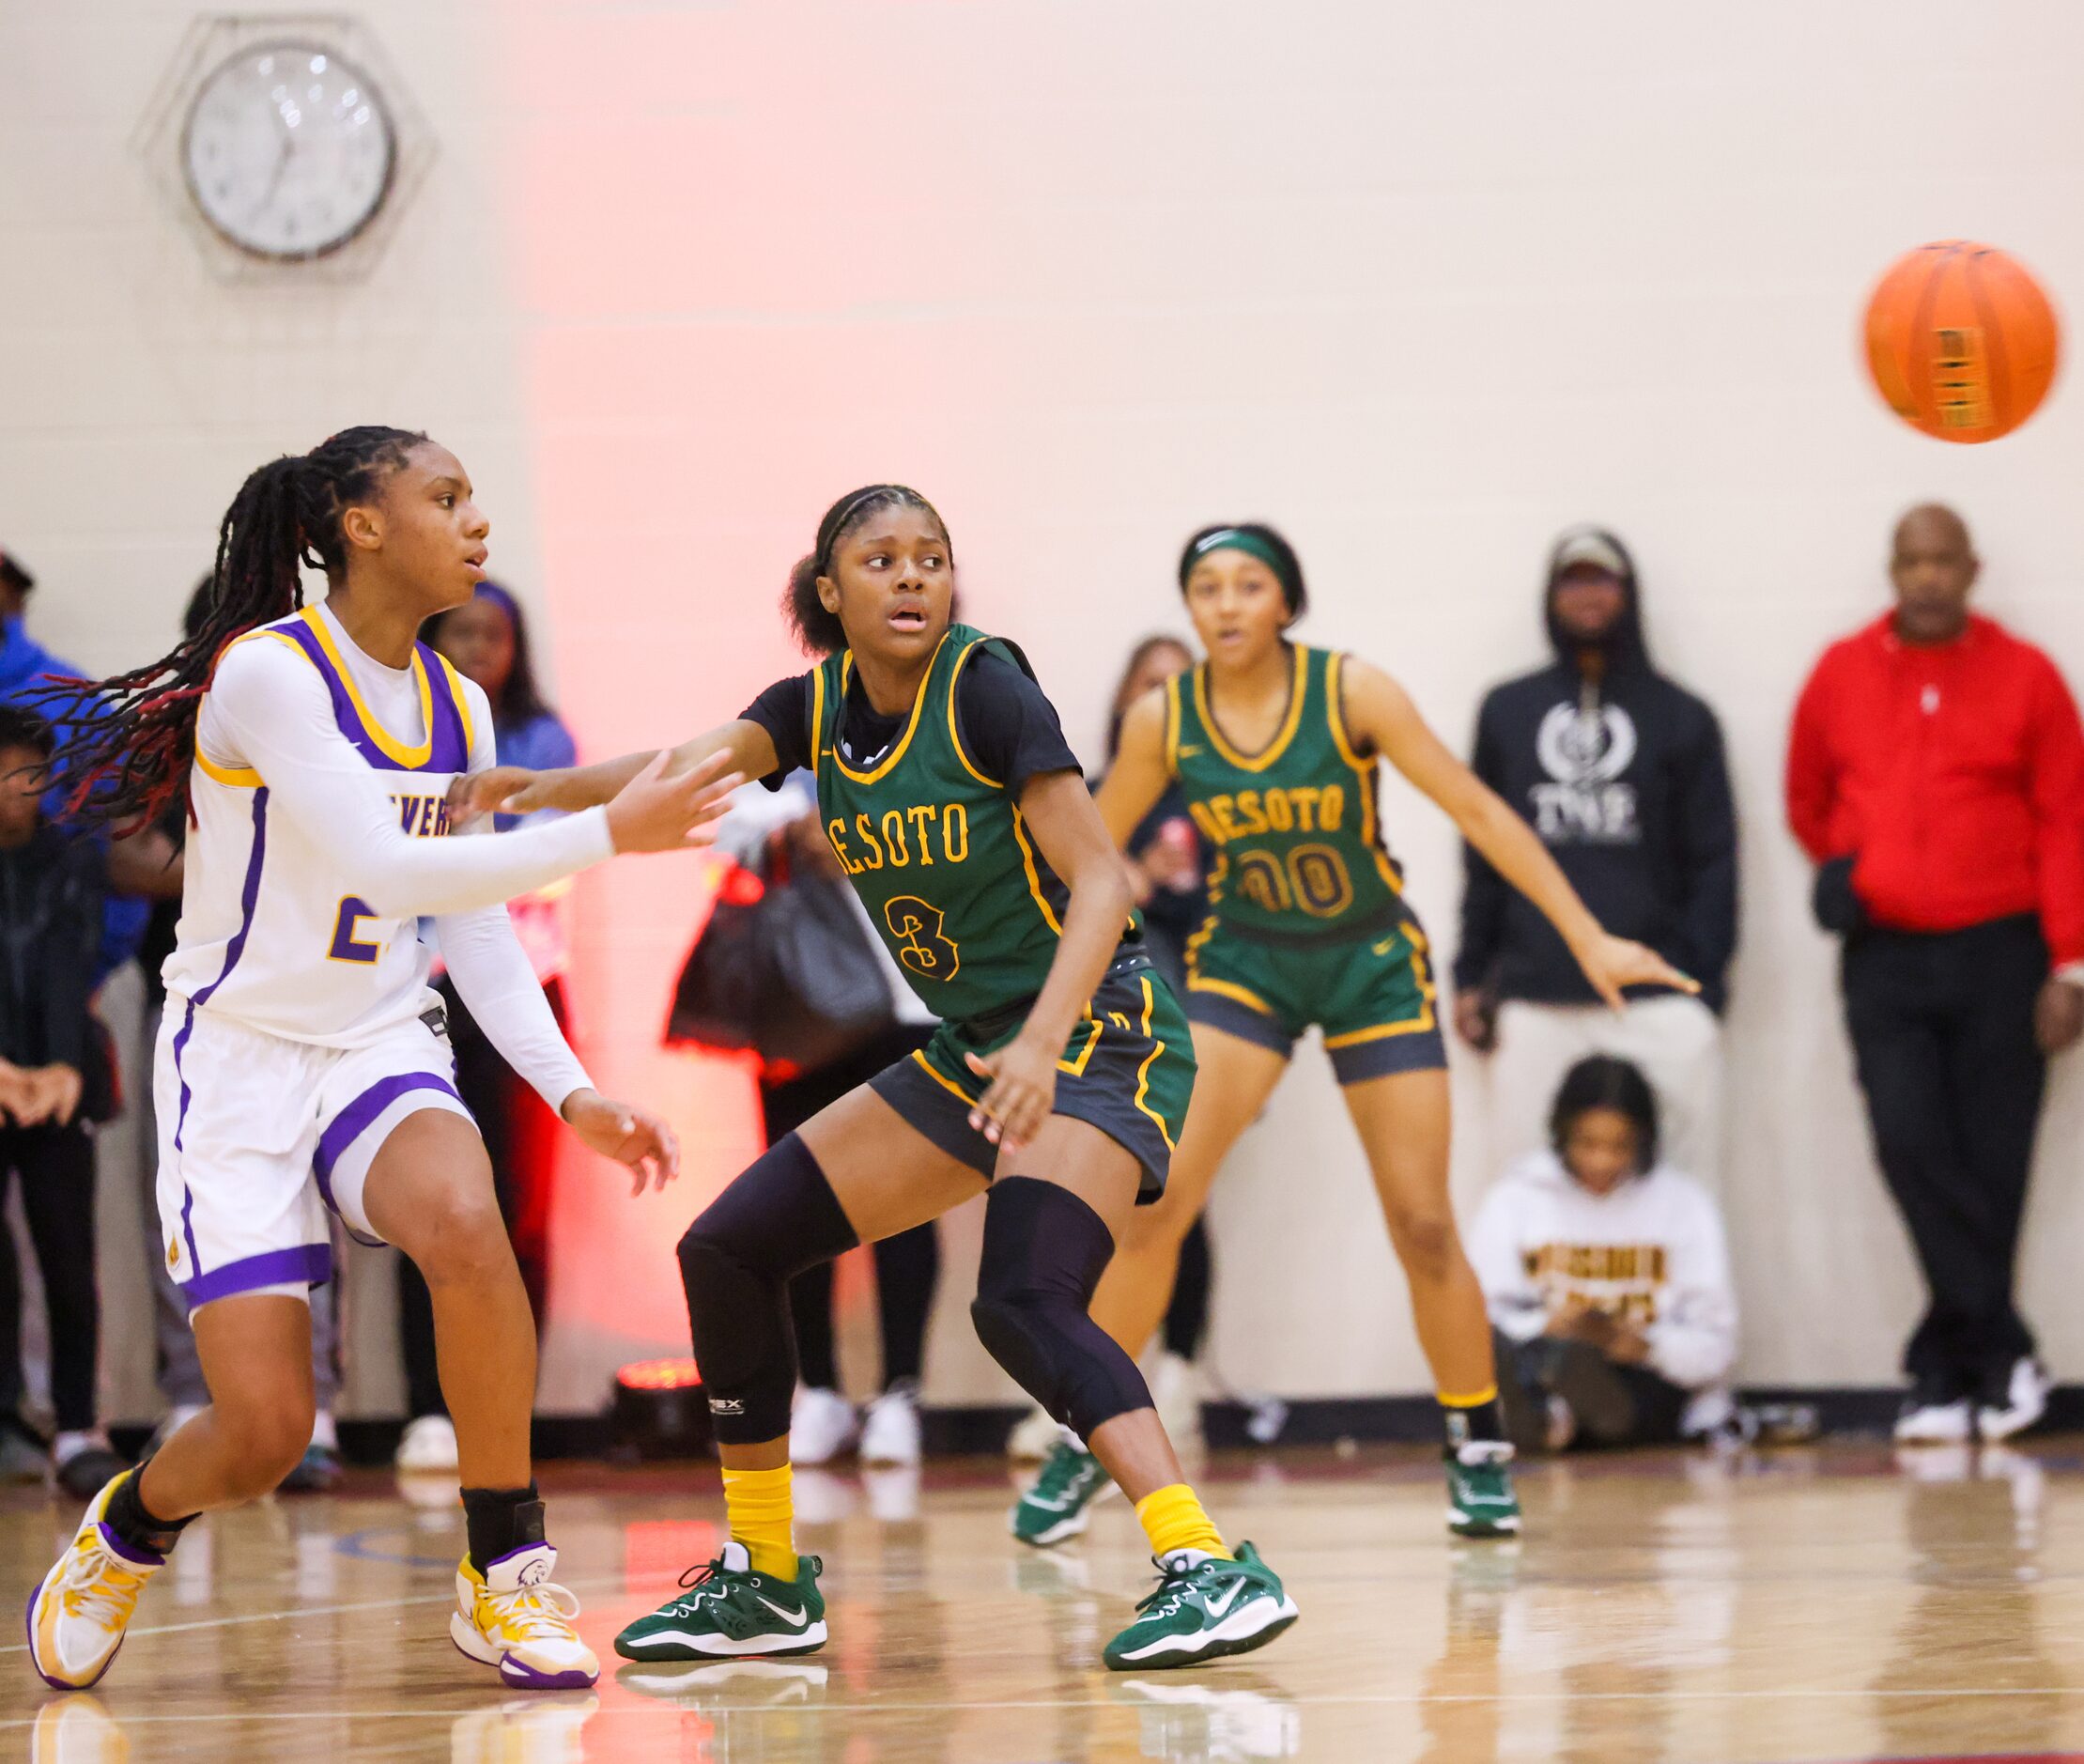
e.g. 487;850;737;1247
26;1472;163;1690
451;1543;599;1689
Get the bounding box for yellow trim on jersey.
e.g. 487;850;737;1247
297;609;438;769
808;662;826;774
945;641;1002;789
1008;805;1065;936
833;631;952;785
1186;973;1276;1016
1325;650;1382;854
193;750;261;789
1132;975;1178;1152
434;652;475;755
910;1048;976;1106
1162;673;1182;778
1194;644;1307;775
1057;1005;1103;1077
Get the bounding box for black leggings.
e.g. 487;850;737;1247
764;1024;941;1396
0;1122;100;1432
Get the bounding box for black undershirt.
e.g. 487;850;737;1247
741;650;1082;794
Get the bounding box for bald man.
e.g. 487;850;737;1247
1788;504;2084;1447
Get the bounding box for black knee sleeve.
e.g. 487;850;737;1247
969;1176;1152;1441
677;1133;859;1444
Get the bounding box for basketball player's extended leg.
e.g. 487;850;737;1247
614;1084;984;1662
360;1109;597;1689
361;1109;535;1492
986;1115;1298;1667
1087;1025;1289;1360
1343;1067;1520;1538
27;1293;314;1690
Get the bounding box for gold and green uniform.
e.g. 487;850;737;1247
800;623;1193;1196
1165;643;1445;1084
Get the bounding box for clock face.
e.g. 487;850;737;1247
181;41;395;261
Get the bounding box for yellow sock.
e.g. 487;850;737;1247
1135;1483;1230;1561
720;1464;798;1581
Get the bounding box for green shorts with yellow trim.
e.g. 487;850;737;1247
1185;910;1445;1085
867;948;1194;1202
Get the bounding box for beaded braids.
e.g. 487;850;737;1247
36;426;427;833
783;484;950;657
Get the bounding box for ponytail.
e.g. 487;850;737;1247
36;425;425;831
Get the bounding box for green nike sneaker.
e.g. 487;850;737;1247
1103;1543;1298;1671
1011;1440;1114;1547
1444;1442;1521;1539
612;1541;826;1660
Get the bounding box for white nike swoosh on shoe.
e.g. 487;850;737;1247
754;1596;809;1625
1201;1580;1247;1619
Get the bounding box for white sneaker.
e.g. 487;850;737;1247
396;1413;460;1473
1147;1352;1203;1450
1978;1357;2051;1443
452;1542;599;1689
28;1473;164;1689
789;1387;857;1466
859;1384;922;1466
1893;1398;1974;1445
1006;1404;1061;1462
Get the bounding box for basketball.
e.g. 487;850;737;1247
1862;240;2061;442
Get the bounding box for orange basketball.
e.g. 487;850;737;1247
1863;240;2060;442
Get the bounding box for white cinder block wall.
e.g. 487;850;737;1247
5;1;2084;1416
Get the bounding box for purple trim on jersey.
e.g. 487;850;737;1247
312;1071;470;1228
273;621;470;773
179;1241;332;1309
169;785;270;1281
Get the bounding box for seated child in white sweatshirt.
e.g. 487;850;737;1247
1471;1054;1738;1450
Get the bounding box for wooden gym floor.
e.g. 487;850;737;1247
5;1439;2084;1762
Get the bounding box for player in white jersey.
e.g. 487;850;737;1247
25;426;739;1695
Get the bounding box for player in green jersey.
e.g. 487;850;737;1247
1027;523;1693;1543
457;487;1296;1671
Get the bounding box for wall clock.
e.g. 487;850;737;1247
181;39;395;261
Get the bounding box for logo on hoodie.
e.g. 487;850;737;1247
1531;703;1639;843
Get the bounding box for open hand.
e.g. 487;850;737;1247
1570;932;1698;1013
563;1090;680;1195
964;1034;1058;1156
605;750;743;855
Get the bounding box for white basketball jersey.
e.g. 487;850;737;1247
163;606;488;1049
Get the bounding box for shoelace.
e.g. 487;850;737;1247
1132;1556;1212;1621
673;1557;738;1611
61;1543;148;1627
483;1576;582;1642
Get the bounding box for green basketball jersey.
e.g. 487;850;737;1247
1165;644;1405;942
811;623;1068;1024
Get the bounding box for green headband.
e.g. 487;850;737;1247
1186;528;1287;580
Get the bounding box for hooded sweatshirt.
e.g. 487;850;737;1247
1455;532;1737;1012
1469;1149;1738;1433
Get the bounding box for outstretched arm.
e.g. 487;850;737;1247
455;720;780;821
208;639;733;919
962;768;1136;1153
1341;657;1695;1009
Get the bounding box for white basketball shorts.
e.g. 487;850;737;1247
155;1001;473;1310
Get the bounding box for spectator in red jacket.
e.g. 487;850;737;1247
1787;503;2084;1447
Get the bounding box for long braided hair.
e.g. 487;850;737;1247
38;426;426;832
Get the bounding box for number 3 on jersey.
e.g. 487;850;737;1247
328;896;382;965
885;895;960;981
